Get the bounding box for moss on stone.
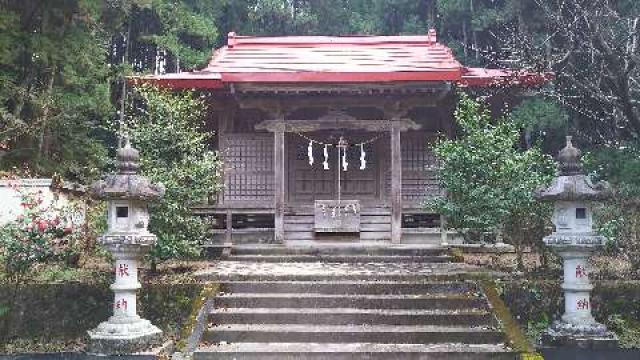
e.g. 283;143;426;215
480;279;543;360
449;248;465;263
175;283;219;352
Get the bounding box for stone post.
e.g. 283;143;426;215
88;136;165;355
535;136;617;348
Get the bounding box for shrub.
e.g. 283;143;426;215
122;84;222;262
428;94;555;267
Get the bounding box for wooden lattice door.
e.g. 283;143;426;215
289;133;335;203
288;132;380;203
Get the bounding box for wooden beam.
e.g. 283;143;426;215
234;94;444;115
233;81;452;94
390;121;402;244
256;119;421;132
273;121;286;243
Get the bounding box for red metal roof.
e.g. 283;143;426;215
212;30;461;83
140;30;551;89
460;67;555;87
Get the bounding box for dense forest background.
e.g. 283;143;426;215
0;0;638;185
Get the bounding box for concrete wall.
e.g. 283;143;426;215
0;178;81;226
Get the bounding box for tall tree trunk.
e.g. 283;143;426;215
119;21;131;131
37;68;56;161
471;0;478;61
462;20;468;59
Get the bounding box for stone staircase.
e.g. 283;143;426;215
191;245;518;359
226;244;454;263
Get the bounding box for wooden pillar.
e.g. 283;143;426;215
274;123;285;243
390;122;402;244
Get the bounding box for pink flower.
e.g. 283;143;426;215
63;225;73;234
37;219;48;233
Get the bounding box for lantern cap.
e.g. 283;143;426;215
558;136;583;176
116;136;141;174
90;136;165;201
535;136;611;201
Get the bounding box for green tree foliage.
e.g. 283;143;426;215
0;0;111;181
106;0;219;71
0;0;222;175
510;98;568;153
145;0;218;68
244;0;319;35
123;84;222;261
429;94;555;251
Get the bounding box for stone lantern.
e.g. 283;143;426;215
535;136;617;348
88;136;165;355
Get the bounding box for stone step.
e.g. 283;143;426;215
210;307;494;327
194;342;517;360
231;245;448;257
227;254;452;263
195;262;493;282
215;293;487;310
203;324;504;344
221;281;478;295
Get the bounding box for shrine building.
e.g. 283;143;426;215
141;30;549;247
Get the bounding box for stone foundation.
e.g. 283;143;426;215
541;320;618;349
88;316;162;355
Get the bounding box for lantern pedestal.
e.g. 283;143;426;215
88;316;162;355
88;240;162;355
540;236;617;348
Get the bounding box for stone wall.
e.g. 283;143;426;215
0;284;202;349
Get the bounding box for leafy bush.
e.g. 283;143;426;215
123;84;222;262
607;314;640;348
0;180;82;282
428;94;555;263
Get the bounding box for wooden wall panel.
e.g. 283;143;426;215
221;134;274;202
401;132;441;205
383;132;441;206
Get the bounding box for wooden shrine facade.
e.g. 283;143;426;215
195;86;454;244
140;31;551;246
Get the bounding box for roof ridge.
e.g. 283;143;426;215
226;30;438;47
